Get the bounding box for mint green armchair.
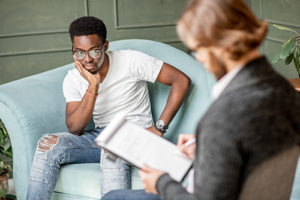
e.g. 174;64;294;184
0;39;215;199
2;39;299;200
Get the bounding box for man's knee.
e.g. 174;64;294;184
37;134;59;153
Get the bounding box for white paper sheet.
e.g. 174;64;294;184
94;113;193;182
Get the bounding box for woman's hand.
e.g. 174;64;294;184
177;134;196;160
139;165;165;194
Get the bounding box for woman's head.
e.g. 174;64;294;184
177;0;268;60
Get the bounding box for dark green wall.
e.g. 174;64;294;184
1;0;300;85
246;0;300;79
0;0;188;85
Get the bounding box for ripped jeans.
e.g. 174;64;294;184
26;128;131;200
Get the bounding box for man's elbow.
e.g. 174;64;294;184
181;74;191;92
66;121;82;136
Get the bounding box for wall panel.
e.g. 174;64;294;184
249;0;300;79
0;52;73;84
0;0;86;35
0;0;188;84
114;0;184;29
89;0;186;46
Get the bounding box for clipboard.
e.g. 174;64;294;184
94;113;193;182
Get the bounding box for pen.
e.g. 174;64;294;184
175;138;196;157
184;138;196;147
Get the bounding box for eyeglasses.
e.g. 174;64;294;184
187;42;206;58
72;44;105;60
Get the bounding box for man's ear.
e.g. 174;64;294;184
104;40;109;51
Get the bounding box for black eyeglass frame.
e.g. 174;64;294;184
72;43;105;60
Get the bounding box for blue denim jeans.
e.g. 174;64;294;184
102;189;160;200
100;151;131;196
26;128;131;200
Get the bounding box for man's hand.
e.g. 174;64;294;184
177;134;196;160
74;58;100;87
147;126;163;137
139;164;165;194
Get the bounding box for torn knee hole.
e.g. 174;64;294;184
37;135;59;152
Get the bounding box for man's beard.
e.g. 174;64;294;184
207;51;227;80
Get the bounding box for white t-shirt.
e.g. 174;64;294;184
63;50;163;128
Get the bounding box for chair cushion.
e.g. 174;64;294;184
54;163;143;199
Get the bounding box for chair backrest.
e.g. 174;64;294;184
238;145;300;200
108;39;215;142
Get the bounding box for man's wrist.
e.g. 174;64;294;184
155;119;168;134
86;90;98;98
86;85;98;97
154;126;165;135
87;84;99;93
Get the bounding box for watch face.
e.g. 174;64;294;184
156;120;164;128
156;120;166;130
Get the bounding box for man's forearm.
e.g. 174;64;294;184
66;87;98;135
159;76;191;126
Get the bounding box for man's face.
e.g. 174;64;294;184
186;38;227;80
72;34;106;74
194;47;227;80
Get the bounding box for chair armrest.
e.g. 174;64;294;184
0;63;73;198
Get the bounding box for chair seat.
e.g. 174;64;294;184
53;163;143;199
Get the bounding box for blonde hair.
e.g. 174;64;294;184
177;0;268;60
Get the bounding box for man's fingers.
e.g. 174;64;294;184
178;143;196;160
74;60;83;73
177;136;189;147
178;145;187;154
138;169;148;181
141;164;152;172
138;169;143;177
177;134;196;147
94;72;101;83
74;61;91;77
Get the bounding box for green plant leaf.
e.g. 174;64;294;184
294;56;300;69
3;138;11;151
280;38;296;59
0;119;4;129
293;51;300;75
272;38;296;63
0;119;13;159
3;151;12;159
295;51;300;66
0;119;8;136
285;53;294;65
0;133;3;145
273;24;299;35
0;187;7;198
272;51;282;63
6;194;17;199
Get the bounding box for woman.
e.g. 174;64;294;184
103;0;300;199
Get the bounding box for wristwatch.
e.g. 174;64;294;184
155;120;168;133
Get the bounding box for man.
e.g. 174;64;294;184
102;0;300;199
26;16;190;200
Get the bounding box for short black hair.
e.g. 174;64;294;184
69;16;107;43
